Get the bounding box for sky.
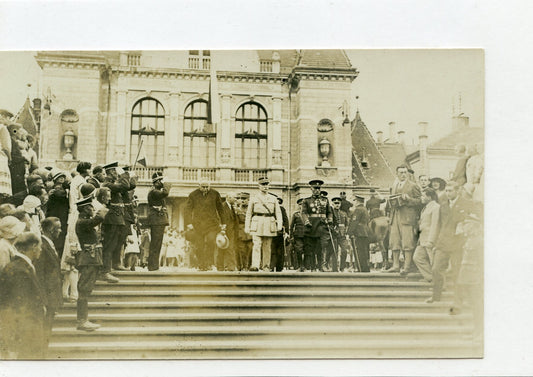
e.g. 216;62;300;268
0;49;483;146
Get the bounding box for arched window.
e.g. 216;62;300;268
235;102;268;168
183;100;216;167
130;98;165;166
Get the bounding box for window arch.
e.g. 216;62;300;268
235;102;268;168
130;98;165;166
183;99;216;167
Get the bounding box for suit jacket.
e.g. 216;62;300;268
279;205;289;235
390;180;422;226
220;201;238;241
0;256;46;357
435;196;472;252
418;201;440;247
290;211;305;238
34;237;63;311
185;188;224;233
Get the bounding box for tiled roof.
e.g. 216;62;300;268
14;97;38;136
298;50;352;69
378;143;409;171
351;111;396;188
431;127;484;149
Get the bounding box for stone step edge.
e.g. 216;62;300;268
51;324;471;335
54;312;472;321
58;300;454;309
90;290;440;297
111;271;423;278
95;280;430;287
48;338;479;352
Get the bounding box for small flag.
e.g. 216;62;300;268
137;157;147;168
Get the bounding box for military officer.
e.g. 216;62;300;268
235;192;252;271
331;197;351;272
101;162;130;274
75;196;107;331
245;177;282;272
300;179;335;272
86;165;106;189
147;172;170;271
290;198;306;271
121;165;138;249
347;195;371;272
270;196;289;272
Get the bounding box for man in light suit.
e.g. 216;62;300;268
426;181;472;303
34;217;63;352
0;232;46;359
413;188;441;282
387;165;422;275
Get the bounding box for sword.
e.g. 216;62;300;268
350;236;362;272
325;222;339;268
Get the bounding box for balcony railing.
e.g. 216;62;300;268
133;166;164;182
234;169;270;182
202;57;211;70
182;168;217;181
127;53;141;66
188;56;210;70
188;57;200;69
260;60;273;72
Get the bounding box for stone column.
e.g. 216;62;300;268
166;92;181;181
271;96;283;183
115;90;127;163
219;94;233;181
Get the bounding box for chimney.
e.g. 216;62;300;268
418;122;429;175
397;130;406;145
376;131;383;144
452;114;469;132
388;122;397;143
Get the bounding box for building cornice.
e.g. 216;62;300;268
290;67;359;82
35;52;107;70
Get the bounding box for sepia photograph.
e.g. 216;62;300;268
0;48;484;360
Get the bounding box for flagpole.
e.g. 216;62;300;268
132;137;144;172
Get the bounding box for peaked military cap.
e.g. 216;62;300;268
320;191;328;197
122;165;131;172
76;196;93;208
103;161;118;171
354;195;365;202
331;197;342;203
237;192;250;199
152;172;164;183
308;179;324;188
258;177;270;185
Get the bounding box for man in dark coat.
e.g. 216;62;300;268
427;181;472;303
101;162;130;273
290;198;306;271
270;196;289;272
387;165;422;274
46;170;69;258
86;165;106;189
234;192;252;271
347;195;371;272
147;172;169;271
0;232;46;359
366;188;385;213
301;179;335;271
75;196;106;331
331;197;350;271
339;191;353;214
34;217;63;350
218;193;238;271
184;179;225;271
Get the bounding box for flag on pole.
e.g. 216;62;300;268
137;157;147;168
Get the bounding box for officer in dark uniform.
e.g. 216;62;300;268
270;196;289;272
121;165;137;241
331;197;351;272
101;162;130;274
301;179;335;271
339;191;353;214
347;195;371;272
290;198;306;271
147;172;169;271
234;192;252;271
87;165;106;189
75;196;107;331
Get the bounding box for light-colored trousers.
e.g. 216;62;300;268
62;269;79;300
251;236;273;270
413;245;435;282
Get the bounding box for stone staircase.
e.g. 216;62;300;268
48;271;482;359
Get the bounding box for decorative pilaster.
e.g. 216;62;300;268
271;97;283;169
115;90;127;162
167;92;181;168
220;94;232;165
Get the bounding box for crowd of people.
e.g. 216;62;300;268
0;114;484;358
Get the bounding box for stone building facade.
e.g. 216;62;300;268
35;50;360;228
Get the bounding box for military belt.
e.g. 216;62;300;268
253;213;274;217
110;203;124;207
309;214;326;218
